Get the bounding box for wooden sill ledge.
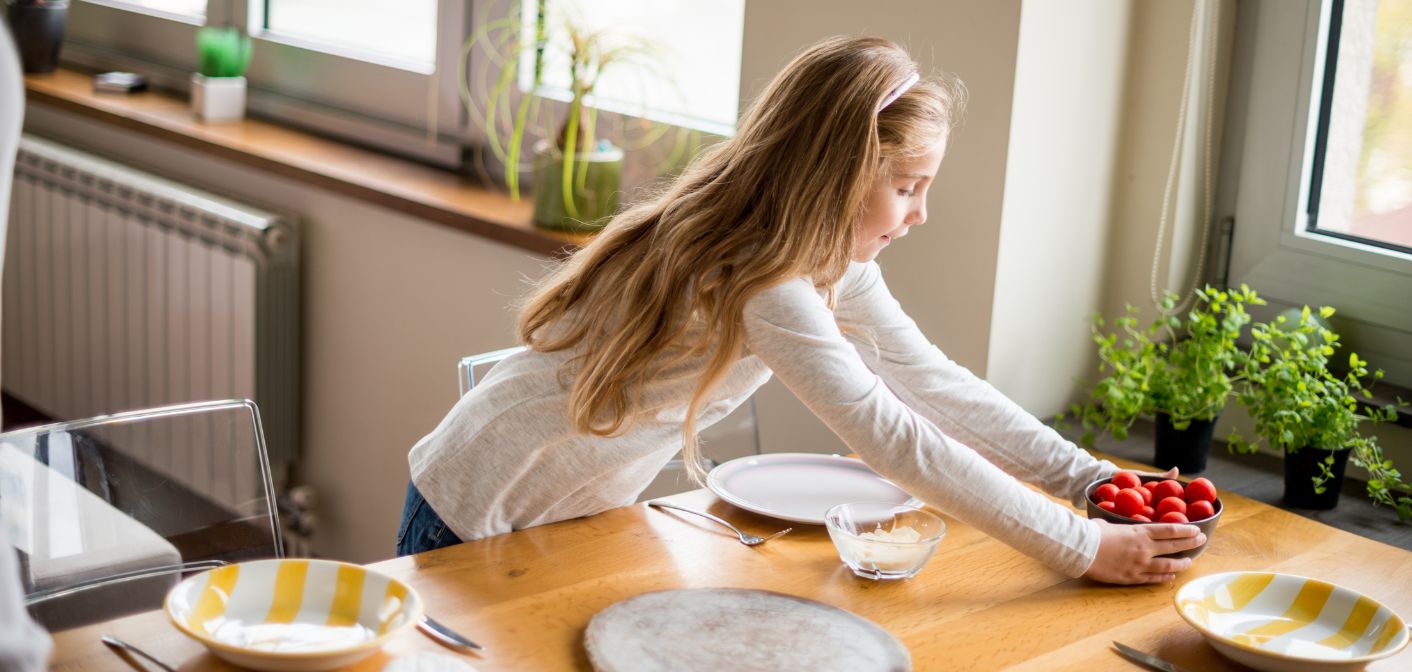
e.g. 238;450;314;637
23;68;589;257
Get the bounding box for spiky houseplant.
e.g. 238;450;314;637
196;25;251;78
460;1;687;231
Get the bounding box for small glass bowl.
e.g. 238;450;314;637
824;502;946;580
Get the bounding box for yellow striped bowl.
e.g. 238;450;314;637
165;559;423;672
1175;571;1409;672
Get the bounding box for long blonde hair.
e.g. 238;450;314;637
518;36;966;481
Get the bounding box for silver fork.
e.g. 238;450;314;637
101;635;177;672
646;500;792;546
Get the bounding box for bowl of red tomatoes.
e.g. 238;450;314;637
1084;470;1222;559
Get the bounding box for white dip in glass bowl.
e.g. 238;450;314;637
825;501;945;580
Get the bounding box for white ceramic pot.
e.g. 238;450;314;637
190;73;246;122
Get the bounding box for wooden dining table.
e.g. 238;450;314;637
47;453;1412;671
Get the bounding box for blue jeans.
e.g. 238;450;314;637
395;481;462;556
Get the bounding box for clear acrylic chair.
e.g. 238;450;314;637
456;346;761;497
0;399;282;630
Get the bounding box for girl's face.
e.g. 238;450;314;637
852;140;947;262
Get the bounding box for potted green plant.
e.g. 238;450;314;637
1229;307;1411;519
1065;285;1263;473
460;1;683;232
191;25;251;123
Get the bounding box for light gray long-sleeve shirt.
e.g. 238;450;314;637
410;261;1115;577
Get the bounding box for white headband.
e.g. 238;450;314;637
878;72;920;112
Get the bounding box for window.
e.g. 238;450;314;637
259;0;439;72
60;1;744;166
63;0;463;164
1307;0;1412;253
521;0;745;135
1222;0;1412;385
99;0;204;22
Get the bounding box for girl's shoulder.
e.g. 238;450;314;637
838;261;885;302
748;261;886;311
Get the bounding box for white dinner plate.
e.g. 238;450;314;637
706;453;919;524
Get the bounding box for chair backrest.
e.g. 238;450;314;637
0;399;282;630
457;345;528;397
454;347;761;492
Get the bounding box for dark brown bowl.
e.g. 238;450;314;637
1083;475;1222;560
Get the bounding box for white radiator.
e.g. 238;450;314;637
2;135;299;505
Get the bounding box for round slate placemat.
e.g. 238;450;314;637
584;588;911;672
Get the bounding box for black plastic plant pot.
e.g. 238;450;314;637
1153;413;1218;474
7;0;69;74
1283;446;1351;510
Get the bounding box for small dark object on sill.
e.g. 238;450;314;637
93;71;148;94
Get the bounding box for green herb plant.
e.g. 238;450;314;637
196;26;252;78
1229;307;1411;521
1063;285;1264;447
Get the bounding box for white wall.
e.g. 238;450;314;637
987;1;1133;414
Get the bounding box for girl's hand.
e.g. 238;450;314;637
1084;519;1205;585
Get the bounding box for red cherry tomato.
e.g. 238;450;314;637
1153;479;1184;502
1111;471;1142;491
1141;481;1159;493
1156;496;1187;517
1141;505;1155;519
1097;500;1117;512
1093;483;1120;503
1114;488;1145;517
1137;486;1153;505
1188;500;1216;521
1159;511;1189;524
1130;514;1152;523
1186;478;1217;504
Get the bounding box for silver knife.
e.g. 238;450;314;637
1113;641;1192;672
418;616;485;653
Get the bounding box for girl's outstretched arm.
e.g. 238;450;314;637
742;272;1202;582
743;274;1104;578
833;261;1114;507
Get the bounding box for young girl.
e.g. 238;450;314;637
399;36;1205;584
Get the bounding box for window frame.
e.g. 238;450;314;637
1220;0;1412;384
517;0;743;138
61;0;469;166
58;0;743;172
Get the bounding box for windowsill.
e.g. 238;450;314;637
1367;379;1412;429
23;68;590;257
